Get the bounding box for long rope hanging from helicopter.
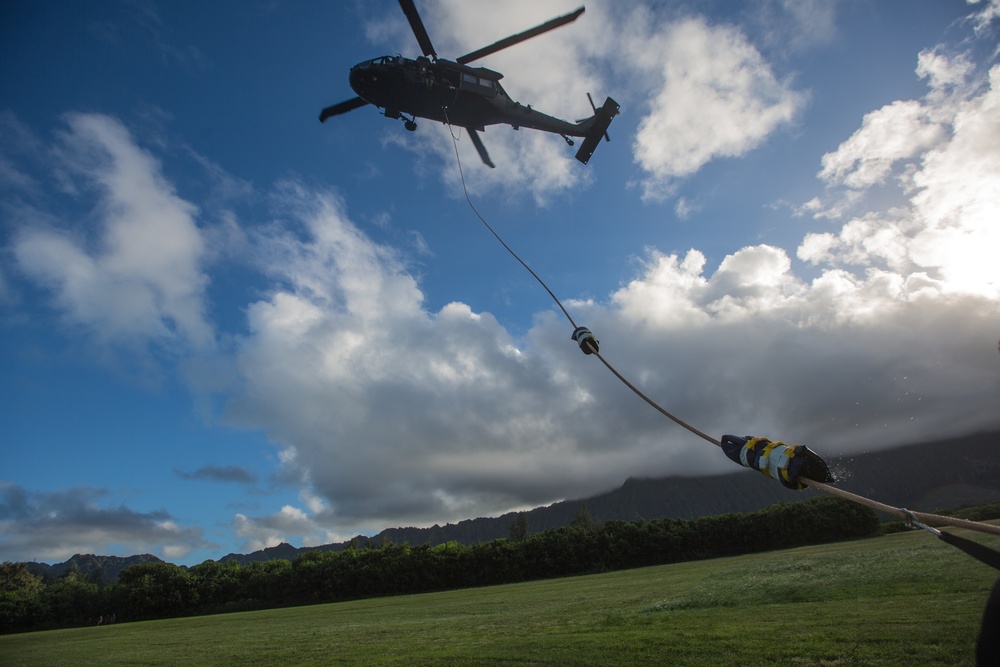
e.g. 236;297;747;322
317;0;1000;569
439;107;1000;565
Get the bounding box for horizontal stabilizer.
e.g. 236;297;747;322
575;97;620;164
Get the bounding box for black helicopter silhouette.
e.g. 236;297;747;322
319;1;619;168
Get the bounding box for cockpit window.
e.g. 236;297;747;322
461;73;496;91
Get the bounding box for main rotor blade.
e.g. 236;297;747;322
319;97;369;123
467;128;495;168
456;6;584;65
398;0;437;59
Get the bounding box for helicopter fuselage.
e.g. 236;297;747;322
320;3;619;167
349;55;585;136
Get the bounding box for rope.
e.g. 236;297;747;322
443;112;578;329
443;109;714;445
590;351;720;446
803;478;1000;537
441;111;1000;541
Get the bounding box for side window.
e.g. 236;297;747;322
460;72;496;97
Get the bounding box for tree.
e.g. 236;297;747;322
239;559;292;606
570;504;600;532
42;577;100;628
508;512;529;541
189;559;241;610
0;563;45;633
114;561;198;620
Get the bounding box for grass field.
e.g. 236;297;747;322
3;528;998;666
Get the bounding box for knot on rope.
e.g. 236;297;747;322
721;435;834;490
571;326;599;355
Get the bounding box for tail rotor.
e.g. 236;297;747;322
575;95;619;164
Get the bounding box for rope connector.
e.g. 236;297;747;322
901;508;941;536
571;326;599;355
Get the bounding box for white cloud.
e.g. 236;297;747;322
625;14;806;199
806;56;1000;299
674;197;699;220
907;65;1000;296
817;100;945;190
11;114;213;354
209;177;997;540
916;48;975;95
222;188;616;527
817;49;977;192
234;504;339;552
967;0;1000;36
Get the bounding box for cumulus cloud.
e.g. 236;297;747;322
0;482;215;562
10;114;213;356
605;246;999;444
817;99;946;190
233;492;343;552
209;176;997;541
805;53;1000;298
816;49;976;193
221;187;628;527
622;13;806;199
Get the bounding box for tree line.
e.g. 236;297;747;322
1;496;880;633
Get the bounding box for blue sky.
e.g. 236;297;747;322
2;0;999;566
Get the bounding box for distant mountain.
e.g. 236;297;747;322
25;553;163;583
221;430;1000;566
220;541;307;564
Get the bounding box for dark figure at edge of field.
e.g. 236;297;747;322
977;579;1000;666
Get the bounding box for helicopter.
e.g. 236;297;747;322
319;1;619;168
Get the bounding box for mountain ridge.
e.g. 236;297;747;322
24;553;163;583
220;430;1000;565
21;431;1000;574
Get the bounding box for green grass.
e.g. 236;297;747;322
3;529;997;666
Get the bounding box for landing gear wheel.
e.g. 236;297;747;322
404;120;417;132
